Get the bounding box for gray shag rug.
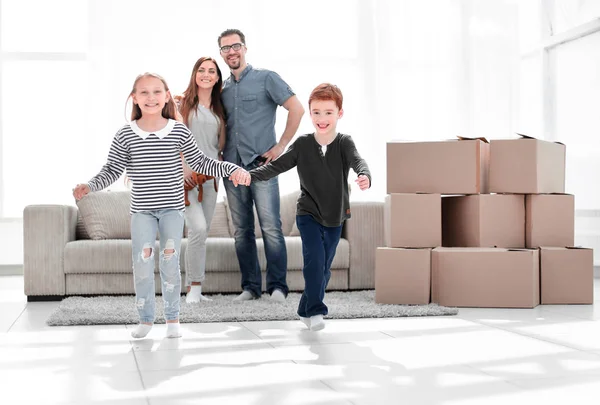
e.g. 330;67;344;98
46;291;458;326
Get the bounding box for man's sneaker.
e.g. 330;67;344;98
271;289;286;302
233;290;255;301
310;315;325;331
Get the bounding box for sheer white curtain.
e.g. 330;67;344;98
0;0;521;217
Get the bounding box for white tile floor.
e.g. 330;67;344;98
2;275;600;405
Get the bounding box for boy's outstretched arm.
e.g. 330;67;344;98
343;135;371;190
249;141;299;183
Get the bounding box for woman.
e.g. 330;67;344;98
177;57;227;303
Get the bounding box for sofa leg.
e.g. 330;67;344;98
27;295;64;302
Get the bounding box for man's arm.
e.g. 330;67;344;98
261;95;304;164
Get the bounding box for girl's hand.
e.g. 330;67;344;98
229;168;251;187
355;175;370;191
73;184;90;200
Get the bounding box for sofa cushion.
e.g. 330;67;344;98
64;236;350;274
77;190;230;240
76;191;131;240
76;214;91;239
280;190;300;235
207;201;231;237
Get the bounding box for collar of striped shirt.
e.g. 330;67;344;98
130;119;176;139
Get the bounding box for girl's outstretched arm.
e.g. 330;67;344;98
74;131;129;199
181;133;237;178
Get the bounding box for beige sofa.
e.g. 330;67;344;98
23;190;384;300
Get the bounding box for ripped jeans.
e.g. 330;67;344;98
131;209;184;323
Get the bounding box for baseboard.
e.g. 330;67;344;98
0;265;23;276
27;295;64;302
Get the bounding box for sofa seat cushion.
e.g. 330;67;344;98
203;237;349;272
64;236;349;274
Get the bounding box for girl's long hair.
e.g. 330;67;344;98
179;57;225;127
129;72;177;121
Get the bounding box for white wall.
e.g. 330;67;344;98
0;219;23;265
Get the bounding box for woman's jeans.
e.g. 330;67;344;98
296;214;343;318
131;209;184;323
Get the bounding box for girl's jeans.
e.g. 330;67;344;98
131;209;184;323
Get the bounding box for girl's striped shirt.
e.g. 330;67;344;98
87;119;237;213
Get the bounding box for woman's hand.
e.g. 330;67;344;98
73;184;90;200
183;165;197;188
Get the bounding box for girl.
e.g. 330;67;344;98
249;83;371;331
176;57;226;304
73;73;250;339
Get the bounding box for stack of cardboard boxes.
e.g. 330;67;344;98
376;135;594;308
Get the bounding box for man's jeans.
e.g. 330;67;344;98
224;166;288;297
296;214;343;318
131;209;184;323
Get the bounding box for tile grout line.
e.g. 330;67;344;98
6;305;27;333
130;338;152;405
319;379;357;405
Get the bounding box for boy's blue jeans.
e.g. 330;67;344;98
224;169;288;298
131;209;184;323
296;214;343;318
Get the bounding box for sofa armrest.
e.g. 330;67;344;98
23;205;78;296
345;201;384;289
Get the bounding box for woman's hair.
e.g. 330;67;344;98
179;57;225;127
308;83;344;110
129;72;177;121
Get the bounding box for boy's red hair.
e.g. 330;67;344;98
308;83;343;110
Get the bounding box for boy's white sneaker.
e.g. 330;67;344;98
309;315;325;331
233;290;255;301
299;316;311;329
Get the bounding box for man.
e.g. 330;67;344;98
218;28;305;302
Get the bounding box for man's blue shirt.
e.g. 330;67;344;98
221;64;295;166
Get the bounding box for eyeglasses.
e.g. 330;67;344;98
220;43;244;53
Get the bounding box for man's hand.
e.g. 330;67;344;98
260;143;285;165
355;175;370;191
73;184;90;200
229;168;251;187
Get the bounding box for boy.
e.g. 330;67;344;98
249;83;371;331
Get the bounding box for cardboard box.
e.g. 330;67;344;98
385;193;441;248
490;135;566;193
375;248;431;305
540;247;594;304
442;194;525;248
526;194;574;248
431;247;539;308
387;138;489;194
